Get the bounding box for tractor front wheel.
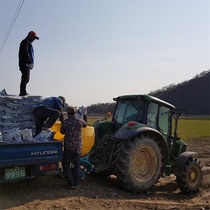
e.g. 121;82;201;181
176;157;202;193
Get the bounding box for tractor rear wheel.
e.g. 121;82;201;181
176;157;202;193
113;136;162;192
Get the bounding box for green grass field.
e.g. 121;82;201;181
87;115;210;140
173;118;210;140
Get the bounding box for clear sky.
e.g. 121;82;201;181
0;0;209;107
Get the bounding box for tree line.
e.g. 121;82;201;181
87;70;210;115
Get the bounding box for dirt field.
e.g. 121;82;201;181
0;137;209;210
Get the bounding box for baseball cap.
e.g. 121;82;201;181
28;31;39;40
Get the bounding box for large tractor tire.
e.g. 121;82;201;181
176;156;202;193
113;136;162;192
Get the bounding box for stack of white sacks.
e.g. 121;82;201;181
0;89;54;143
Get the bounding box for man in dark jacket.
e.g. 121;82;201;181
60;106;87;190
18;31;39;96
33;96;65;136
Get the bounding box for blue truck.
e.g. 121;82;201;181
0;140;62;183
0;92;63;183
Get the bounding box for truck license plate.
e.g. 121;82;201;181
4;167;26;180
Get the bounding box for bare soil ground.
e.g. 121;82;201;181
0;137;209;210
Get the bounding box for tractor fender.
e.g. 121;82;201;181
114;123;169;158
115;124;161;139
173;151;197;177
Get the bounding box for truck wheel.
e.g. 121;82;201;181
114;136;162;192
176;157;202;193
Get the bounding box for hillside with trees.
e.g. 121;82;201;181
149;70;209;115
87;102;116;115
87;70;210;115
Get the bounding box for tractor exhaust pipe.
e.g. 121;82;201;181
174;112;181;139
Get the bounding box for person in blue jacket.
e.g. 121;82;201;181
18;31;39;96
33;96;66;136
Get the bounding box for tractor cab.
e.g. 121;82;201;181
112;95;175;139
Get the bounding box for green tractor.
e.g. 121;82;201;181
81;95;203;193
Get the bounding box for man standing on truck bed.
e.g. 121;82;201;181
60;106;87;190
18;31;39;96
33;96;65;136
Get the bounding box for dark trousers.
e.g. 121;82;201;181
62;149;81;187
33;106;60;135
20;67;30;94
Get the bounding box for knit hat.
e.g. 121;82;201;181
58;96;66;107
67;106;75;115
